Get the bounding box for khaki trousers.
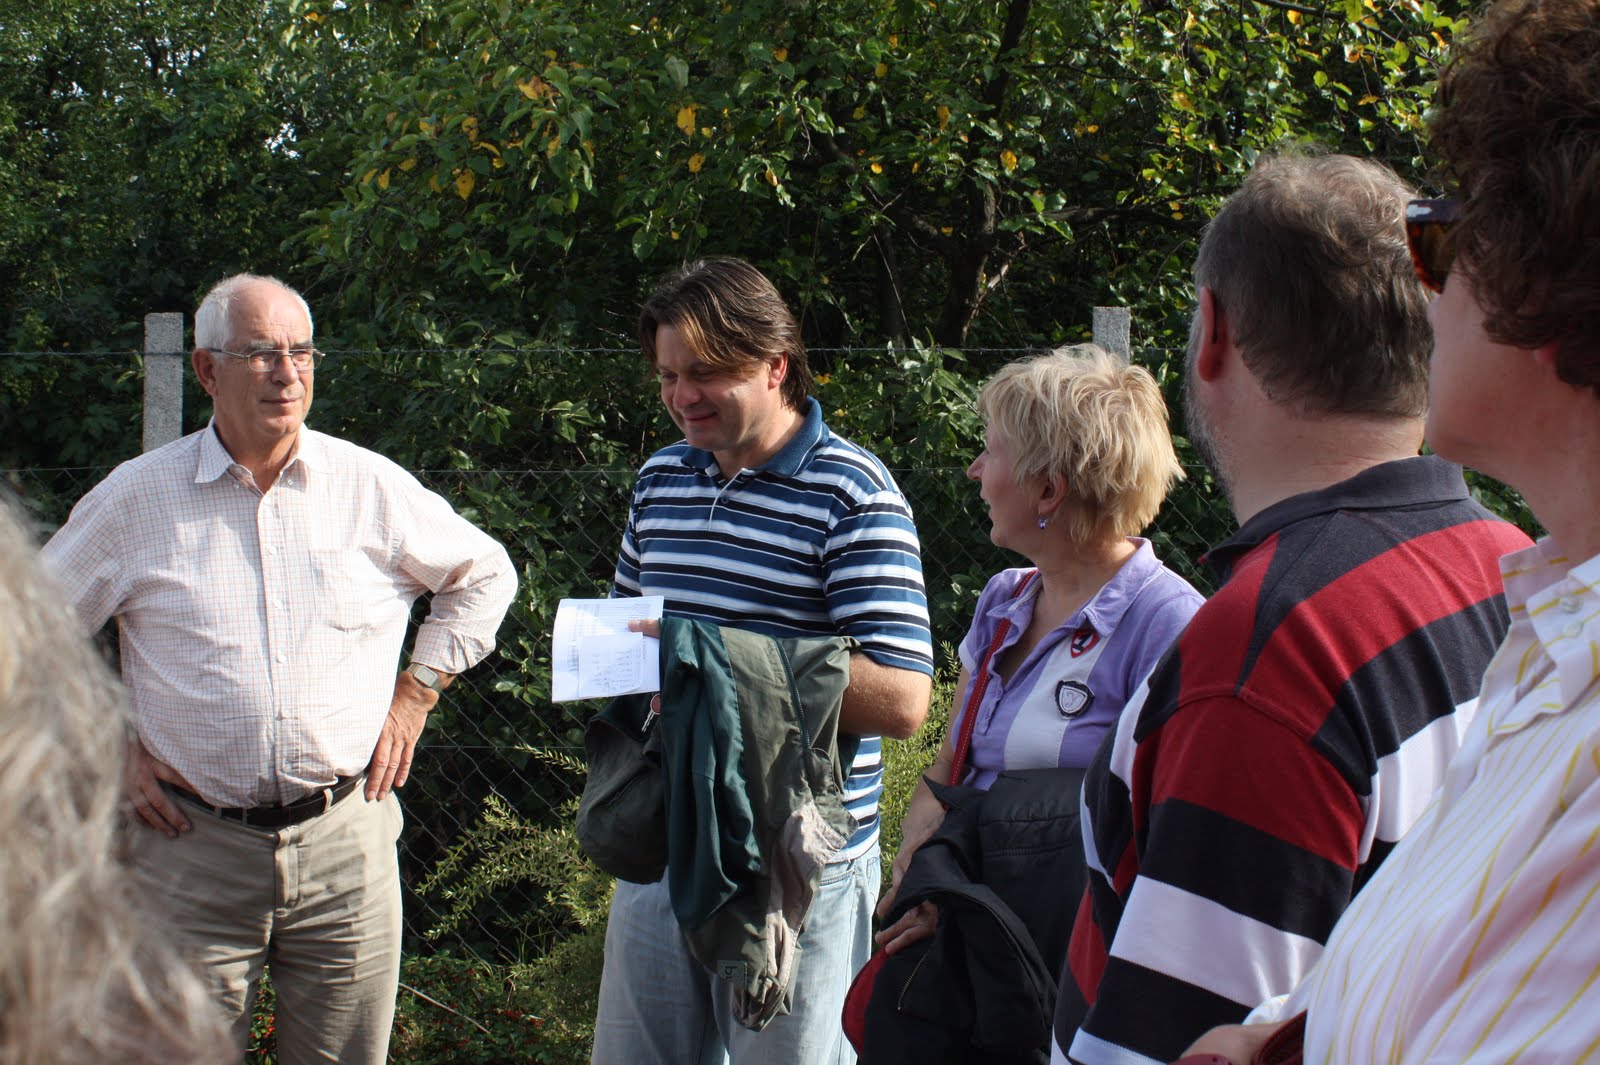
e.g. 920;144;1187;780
128;789;404;1065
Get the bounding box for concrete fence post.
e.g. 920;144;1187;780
1091;306;1132;363
143;313;185;453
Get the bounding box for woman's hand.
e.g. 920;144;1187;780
875;779;947;920
874;900;940;955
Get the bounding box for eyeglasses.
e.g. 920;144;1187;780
210;347;324;373
1405;198;1462;294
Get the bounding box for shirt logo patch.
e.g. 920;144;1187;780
1056;680;1094;719
1070;626;1100;657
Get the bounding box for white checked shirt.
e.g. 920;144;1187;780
43;425;517;807
1249;536;1600;1061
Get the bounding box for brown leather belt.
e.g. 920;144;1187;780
171;775;361;829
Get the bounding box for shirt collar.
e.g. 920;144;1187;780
1076;538;1163;636
989;538;1164;639
1205;455;1470;582
193;421;320;485
1498;537;1600;719
675;396;825;479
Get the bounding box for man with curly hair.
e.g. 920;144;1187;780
1179;1;1600;1061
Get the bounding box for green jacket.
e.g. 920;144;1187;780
578;616;857;1029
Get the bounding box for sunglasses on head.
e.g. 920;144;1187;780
1405;197;1462;294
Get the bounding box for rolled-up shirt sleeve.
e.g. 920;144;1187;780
395;476;519;674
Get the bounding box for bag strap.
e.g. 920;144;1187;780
948;569;1037;786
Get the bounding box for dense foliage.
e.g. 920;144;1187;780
5;0;1468;359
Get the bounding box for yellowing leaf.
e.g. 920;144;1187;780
875;62;888;78
676;105;698;136
688;152;705;173
462;116;479;141
765;167;778;186
774;47;788;62
480;50;490;64
936;104;951;129
377;169;391;190
671;230;681;240
700;126;712;137
870;161;883;174
1000;149;1018;172
543;49;557;59
455;170;475;199
940;226;953;235
887;34;899;48
1173;91;1194;111
399;157;417;171
1287;9;1302;22
418;118;433;134
1087;124;1100;133
1184;11;1198;29
1358;93;1379;105
304;10;322;22
852;105;867;120
361;168;377;185
518;76;550;99
911;161;920;173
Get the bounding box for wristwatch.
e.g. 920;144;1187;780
404;662;446;693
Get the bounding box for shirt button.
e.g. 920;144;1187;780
275;653;286;663
1560;595;1582;613
1563;622;1582;639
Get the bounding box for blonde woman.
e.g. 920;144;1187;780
876;344;1203;950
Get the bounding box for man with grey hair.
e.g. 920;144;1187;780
1050;153;1530;1064
42;273;517;1065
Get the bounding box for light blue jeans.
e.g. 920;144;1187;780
591;849;881;1065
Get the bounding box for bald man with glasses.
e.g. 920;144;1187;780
42;272;517;1065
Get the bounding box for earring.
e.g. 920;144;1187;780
1037;516;1049;529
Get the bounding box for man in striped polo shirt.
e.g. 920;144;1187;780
590;257;935;1065
1052;154;1531;1065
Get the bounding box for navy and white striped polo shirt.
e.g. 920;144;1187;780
614;397;935;859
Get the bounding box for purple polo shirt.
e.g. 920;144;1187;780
954;539;1204;789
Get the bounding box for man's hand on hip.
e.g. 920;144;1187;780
126;734;196;838
365;668;447;801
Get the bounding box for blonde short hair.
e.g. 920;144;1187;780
978;344;1184;544
0;504;231;1064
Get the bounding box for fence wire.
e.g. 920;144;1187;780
2;346;1237;964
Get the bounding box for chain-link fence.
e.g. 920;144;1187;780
1;345;1236;966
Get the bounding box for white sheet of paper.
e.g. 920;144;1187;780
551;596;663;701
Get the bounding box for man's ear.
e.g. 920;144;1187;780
191;347;220;398
768;352;789;390
1192;286;1229;383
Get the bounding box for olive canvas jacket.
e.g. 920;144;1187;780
578;616;858;1029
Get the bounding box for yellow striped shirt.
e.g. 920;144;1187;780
1270;538;1600;1063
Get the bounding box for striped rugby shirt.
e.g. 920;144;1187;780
1250;537;1600;1062
1053;456;1532;1065
613;397;935;860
